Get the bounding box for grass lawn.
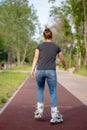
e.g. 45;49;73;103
0;65;31;105
74;68;87;76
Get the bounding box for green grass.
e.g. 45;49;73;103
74;68;87;76
6;64;32;71
58;65;87;77
0;65;31;105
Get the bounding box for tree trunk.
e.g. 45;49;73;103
84;17;87;65
21;43;28;65
16;48;21;65
82;0;87;65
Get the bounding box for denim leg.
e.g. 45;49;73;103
46;70;57;107
36;71;45;103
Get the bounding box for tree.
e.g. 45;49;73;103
0;0;39;65
48;0;87;66
82;0;87;65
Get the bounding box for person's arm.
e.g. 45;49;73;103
58;51;66;70
31;49;39;78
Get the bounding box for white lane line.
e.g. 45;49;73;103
22;105;73;109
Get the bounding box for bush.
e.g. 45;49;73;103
0;96;7;104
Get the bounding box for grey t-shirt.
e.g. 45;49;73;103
36;42;61;70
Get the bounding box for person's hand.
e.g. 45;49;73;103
64;66;67;71
31;70;36;78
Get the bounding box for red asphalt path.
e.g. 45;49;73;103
0;73;87;130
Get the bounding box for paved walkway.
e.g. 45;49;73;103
0;70;87;130
57;70;87;106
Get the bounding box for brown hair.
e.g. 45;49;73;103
43;28;52;39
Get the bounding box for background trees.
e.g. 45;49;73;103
0;0;39;65
48;0;87;68
0;0;87;69
82;0;87;65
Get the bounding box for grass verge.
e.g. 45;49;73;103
74;68;87;76
0;65;31;105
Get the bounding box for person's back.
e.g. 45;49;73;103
37;42;61;70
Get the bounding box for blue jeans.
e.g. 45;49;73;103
36;70;58;107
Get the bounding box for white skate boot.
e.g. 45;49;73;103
34;102;44;119
50;107;63;124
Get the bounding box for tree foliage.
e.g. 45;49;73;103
0;0;39;65
48;0;87;67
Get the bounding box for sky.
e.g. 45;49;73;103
29;0;62;28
